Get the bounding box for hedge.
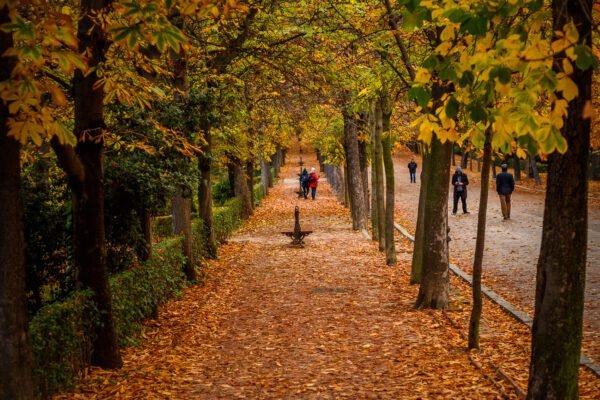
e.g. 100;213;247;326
29;196;249;397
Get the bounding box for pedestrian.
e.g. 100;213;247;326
308;167;319;200
496;163;515;220
452;167;469;215
408;158;417;183
300;168;310;199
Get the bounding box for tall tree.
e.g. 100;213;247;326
527;0;593;397
343;108;369;231
380;92;396;265
0;6;35;398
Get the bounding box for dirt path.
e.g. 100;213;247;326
392;152;600;363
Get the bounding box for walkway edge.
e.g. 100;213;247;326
393;221;600;378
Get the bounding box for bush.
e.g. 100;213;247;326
212;176;233;206
253;183;265;207
30;291;96;397
214;197;243;243
110;238;187;346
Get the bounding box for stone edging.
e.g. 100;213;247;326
392;222;600;378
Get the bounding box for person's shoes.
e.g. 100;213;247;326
463;211;470;214
452;212;457;215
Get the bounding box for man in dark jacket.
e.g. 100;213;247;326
452;167;469;214
408;158;417;183
496;164;515;219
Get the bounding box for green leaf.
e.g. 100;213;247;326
460;16;488;36
422;55;438;70
459;70;474;87
574;45;597;71
444;8;469;24
490;66;512;84
467;102;487;123
445;96;460;119
408;86;431;108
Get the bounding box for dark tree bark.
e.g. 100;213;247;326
415;135;452;309
231;158;253;220
381;107;396;266
591;151;600;181
343;162;351;208
138;208;152;261
0;7;35;395
343;110;368;231
527;0;591;397
369;105;378;242
246;159;255;207
460;149;469;169
172;186;195;281
468;129;492;349
492;161;497;179
260;156;270;196
530;156;542;185
513;153;521;181
451;145;456;166
358;112;370;214
198;123;217;257
373;103;385;250
56;0;122;368
411;149;430;284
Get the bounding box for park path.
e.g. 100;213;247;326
55;146;599;399
392;152;600;362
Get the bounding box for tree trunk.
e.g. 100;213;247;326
246;159;254;207
198;126;217;257
374;103;385;251
415;135;452;309
172;186;195;281
138;208;152;261
358;113;370;214
461;149;469;169
381;109;396;266
71;0;121;368
468;129;492;349
343;110;368;231
232;158;253;219
524;156;531;180
260;156;270;196
0;7;35;394
411;149;430;284
343;162;351;208
513;153;521;181
451;145;456;166
527;0;591;397
530;156;542;185
590;151;600;181
492;162;497;179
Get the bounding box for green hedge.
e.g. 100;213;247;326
253;183;265;207
110;238;187;346
30;239;186;396
30;291;96;398
151;215;173;242
29;197;248;397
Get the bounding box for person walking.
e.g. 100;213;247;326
300;168;310;199
308;167;319;200
452;167;469;215
408;158;417;183
496;163;515;220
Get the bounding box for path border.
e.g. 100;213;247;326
392;222;600;378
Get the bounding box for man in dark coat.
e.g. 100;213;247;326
408;158;417;183
496;164;515;219
452;167;469;214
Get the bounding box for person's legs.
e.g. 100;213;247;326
461;192;468;213
453;191;459;214
499;195;508;219
410;172;416;183
506;194;511;218
311;187;316;200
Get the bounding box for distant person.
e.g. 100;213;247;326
308;167;319;200
452;167;469;215
496;164;515;220
408;158;417;183
300;168;310;199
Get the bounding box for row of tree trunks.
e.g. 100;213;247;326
358;113;370;215
198;120;217;258
0;6;35;397
260;156;271;196
526;0;591;397
369;103;378;243
171;186;195;281
372;102;385;250
231;157;253;220
343;109;369;231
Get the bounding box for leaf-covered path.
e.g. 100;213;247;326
56;148;599;399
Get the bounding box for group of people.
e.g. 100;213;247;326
300;167;319;200
407;159;516;220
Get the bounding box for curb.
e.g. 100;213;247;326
393;221;600;378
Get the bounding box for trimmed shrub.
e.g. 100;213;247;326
213;197;243;243
30;291;96;397
110;238;187;346
253;183;265;207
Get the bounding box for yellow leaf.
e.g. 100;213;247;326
48;84;67;107
440;24;455;42
414;68;431;84
516;148;527;159
562;58;573;75
556;74;578;101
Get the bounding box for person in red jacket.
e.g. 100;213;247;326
308;167;319;200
